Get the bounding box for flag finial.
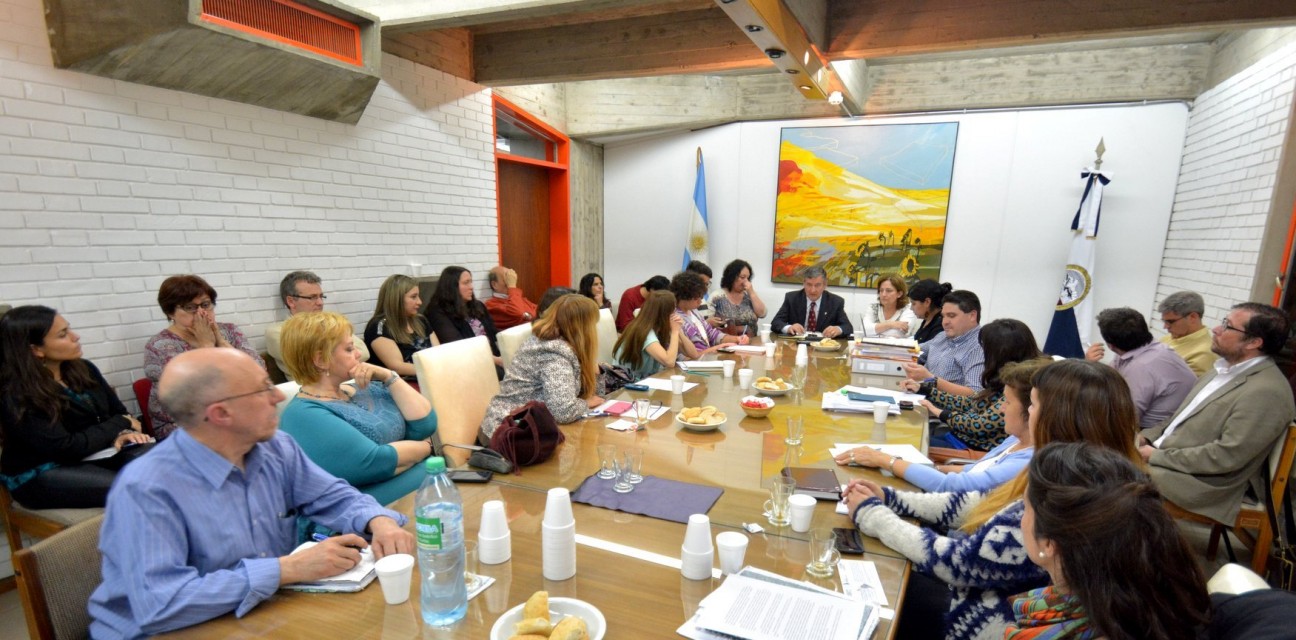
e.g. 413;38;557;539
1093;138;1106;171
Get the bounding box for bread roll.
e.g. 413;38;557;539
508;635;549;640
551;615;590;640
523;591;549;620
514;618;552;635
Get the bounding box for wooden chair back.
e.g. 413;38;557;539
14;514;104;640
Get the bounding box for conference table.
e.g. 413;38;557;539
162;337;929;639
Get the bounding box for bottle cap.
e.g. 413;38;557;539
424;456;446;473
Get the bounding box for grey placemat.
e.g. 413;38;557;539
570;473;724;524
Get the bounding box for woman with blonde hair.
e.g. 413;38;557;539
279;312;436;505
861;274;917;338
364;274;432;380
843;359;1142;640
478;295;603;440
612;290;684;380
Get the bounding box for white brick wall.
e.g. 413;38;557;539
0;0;499;410
1153;38;1296;326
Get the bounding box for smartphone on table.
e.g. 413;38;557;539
447;469;493;483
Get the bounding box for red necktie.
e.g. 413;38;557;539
807;300;817;333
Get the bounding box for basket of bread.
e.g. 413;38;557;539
753;376;795;396
675;405;727;432
491;590;605;640
740;395;775;418
812;337;842;351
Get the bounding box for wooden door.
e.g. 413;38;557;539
498;159;551;299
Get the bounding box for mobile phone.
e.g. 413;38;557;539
447;469;492;483
624;383;650;391
832;527;866;555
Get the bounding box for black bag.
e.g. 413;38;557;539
597;363;635;396
489;401;564;472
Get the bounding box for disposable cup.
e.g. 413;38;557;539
682;514;713;553
722;360;736;377
760;330;771;343
715;531;749;575
738;368;754;390
680;546;714;580
478;532;511;565
479;500;509;538
853;330;864;343
543;487;574;527
872;400;890;425
788;494;816;533
671;375;686;394
764;343;776;358
373;553;415;605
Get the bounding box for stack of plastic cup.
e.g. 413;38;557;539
795;343;808;366
478;500;511;565
680;514;714;580
542;488;577;580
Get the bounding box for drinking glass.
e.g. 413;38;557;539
785;416;804;446
597;444;618;479
625;447;644;484
633;399;659;428
763;476;796;527
463;540;484;591
789;365;807;389
806;528;842;578
613;454;635;493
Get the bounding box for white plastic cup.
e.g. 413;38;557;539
760;330;771;343
795;344;808;366
680;546;714;580
764;342;776;358
788;494;816;533
738;368;754;390
715;531;749;575
479;500;509;538
872;400;890;425
853;330;864;343
373;553;415;605
478;532;512;565
543;487;574;527
722;360;736;377
670;375;686;394
683;513;713;553
760;322;772;334
542;521;577;581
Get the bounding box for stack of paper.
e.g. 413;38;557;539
678;360;727;371
850;338;920;363
678;567;878;640
821;386;923;414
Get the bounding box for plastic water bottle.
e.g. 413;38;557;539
416;457;466;626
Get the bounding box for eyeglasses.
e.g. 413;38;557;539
289;294;327;302
1219;319;1252;336
1161;315;1185;327
206;380;278;407
179;301;215;313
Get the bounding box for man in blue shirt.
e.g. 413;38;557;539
903;289;986;394
89;348;414;638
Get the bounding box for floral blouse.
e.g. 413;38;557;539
712;291;759;337
144;323;264;439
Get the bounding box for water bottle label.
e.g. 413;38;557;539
416;515;444;549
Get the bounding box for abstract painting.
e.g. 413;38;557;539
772;123;959;287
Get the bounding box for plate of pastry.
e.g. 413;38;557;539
491;591;605;640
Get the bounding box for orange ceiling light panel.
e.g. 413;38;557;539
201;0;363;66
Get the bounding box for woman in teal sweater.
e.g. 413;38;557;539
278;312;436;505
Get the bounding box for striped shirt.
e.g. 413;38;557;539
923;325;986;391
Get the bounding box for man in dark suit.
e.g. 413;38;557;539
771;266;853;338
1139;302;1296;523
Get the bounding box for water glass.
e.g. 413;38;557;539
597;444;618;479
624;447;644;484
785;416;804;446
789;365;807;389
632;399;658;427
806;528;842;578
763;475;796;527
463;540;483;591
613;454;635;493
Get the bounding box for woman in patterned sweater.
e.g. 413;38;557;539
844;360;1143;640
918;318;1042;451
478;295;604;440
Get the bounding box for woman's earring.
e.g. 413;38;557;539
1038;552;1046;559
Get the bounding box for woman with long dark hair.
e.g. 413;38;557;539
578;272;612;310
612;290;684;380
1008;442;1210;639
0;306;151;508
479;295;603;440
908;279;953;344
425;266;503;377
921;318;1043;451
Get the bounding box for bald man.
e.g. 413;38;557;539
484;265;538;330
89;348;414;638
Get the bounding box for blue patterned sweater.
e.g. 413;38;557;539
853;488;1048;640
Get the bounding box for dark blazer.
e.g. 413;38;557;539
1143;357;1296;523
425;300;504;379
0;360;131;476
770;290;853;336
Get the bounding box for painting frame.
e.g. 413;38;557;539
771;122;959;288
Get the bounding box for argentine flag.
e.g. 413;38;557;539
1043;169;1110;359
683;148;710;270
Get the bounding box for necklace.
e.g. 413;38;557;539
297;387;351;402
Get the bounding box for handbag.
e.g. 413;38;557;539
597;363;635;396
489;400;564;472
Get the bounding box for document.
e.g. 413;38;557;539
282;542;376;593
679;360;728;370
640;377;698;393
720;345;768;354
679;568;877;640
821;386;922;414
831;444;932;466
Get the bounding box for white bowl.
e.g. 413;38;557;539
675;413;727;432
754;385;796;397
490;597;606;640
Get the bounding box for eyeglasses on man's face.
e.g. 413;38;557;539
289;294;327;302
1218;319;1251;336
179;301;215;313
206;380;278;408
1161;314;1185;327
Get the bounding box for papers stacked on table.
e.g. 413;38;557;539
678;360;727;371
678;567;879;640
821;386;922;414
850;337;921;362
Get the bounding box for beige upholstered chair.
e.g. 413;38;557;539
1;484;102;562
413;338;499;467
14;514;104;640
275;380;301;417
596;308;617;365
1208;563;1271;595
497;322;533;368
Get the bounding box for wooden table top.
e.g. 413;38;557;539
160;339;921;639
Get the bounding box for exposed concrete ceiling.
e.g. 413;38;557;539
344;0;1296;138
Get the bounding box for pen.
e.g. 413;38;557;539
687;370;711;377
